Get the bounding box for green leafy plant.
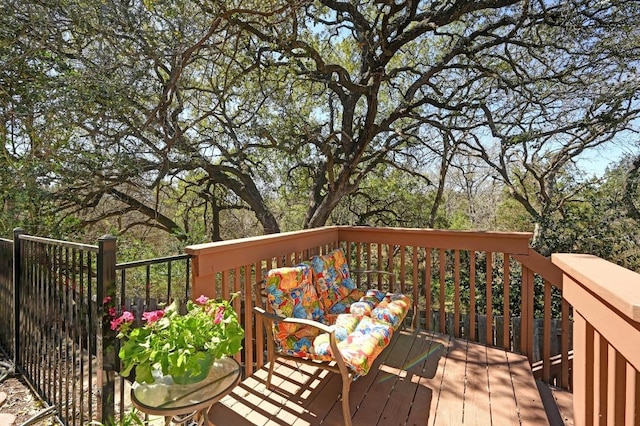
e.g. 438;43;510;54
112;294;244;384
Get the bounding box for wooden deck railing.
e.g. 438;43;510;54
185;226;572;388
553;254;640;425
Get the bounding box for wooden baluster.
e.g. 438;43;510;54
486;252;493;346
454;250;460;338
543;279;551;382
439;249;446;335
412;247;418;329
425;247;432;332
504;253;511;350
470;251;476;342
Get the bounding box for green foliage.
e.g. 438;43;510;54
88;408;145;426
1;0;638;274
115;295;244;384
495;198;534;232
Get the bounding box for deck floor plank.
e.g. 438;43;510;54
375;330;438;425
429;336;467;425
347;331;427;425
485;344;521;425
405;333;451;425
209;331;561;425
463;340;492;425
507;352;550;425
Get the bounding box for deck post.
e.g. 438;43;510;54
12;228;24;365
554;253;640;425
97;235;117;424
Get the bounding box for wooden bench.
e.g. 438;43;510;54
254;248;411;426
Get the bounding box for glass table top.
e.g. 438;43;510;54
131;357;241;416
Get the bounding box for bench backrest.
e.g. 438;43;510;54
264;248;365;321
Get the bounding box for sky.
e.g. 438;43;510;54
578;142;638;177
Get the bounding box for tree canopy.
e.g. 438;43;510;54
2;0;639;266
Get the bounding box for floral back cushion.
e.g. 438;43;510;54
265;264;324;322
265;264;326;356
311;248;362;310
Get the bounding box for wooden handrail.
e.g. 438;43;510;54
553;254;640;323
552;253;640;425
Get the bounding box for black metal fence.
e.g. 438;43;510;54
0;229;192;426
113;254;192;420
0;237;13;354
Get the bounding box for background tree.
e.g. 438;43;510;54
229;0;639;230
2;0;639;263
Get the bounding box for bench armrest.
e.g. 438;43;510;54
253;306;336;334
253;306;348;370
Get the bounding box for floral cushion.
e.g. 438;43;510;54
272;321;323;358
349;289;386;318
266;264;325;354
325;289;364;317
266;264;324;322
311;249;362;310
371;293;411;329
264;251;411;378
312;314;360;356
274;313;393;377
314;316;393;376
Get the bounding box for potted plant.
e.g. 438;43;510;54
111;294;244;384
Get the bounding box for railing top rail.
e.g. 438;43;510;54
0;238;11;243
185;227;340;254
116;253;192;270
186;226;533;253
337;226;533;254
186;227;341;276
553;253;640;323
185;226;537;278
18;234;99;252
513;248;563;289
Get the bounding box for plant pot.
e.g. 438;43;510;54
171;352;215;385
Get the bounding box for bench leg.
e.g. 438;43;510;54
340;374;353;426
267;358;275;388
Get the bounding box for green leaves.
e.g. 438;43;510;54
115;294;244;384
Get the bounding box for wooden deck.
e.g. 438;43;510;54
209;330;553;425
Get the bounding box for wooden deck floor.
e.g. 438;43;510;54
209;330;551;425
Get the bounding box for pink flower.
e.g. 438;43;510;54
110;311;134;330
195;295;209;305
142;310;164;324
214;306;225;324
108;307;117;317
103;296;112;304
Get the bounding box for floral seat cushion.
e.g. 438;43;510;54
371;293;411;329
273;313;357;360
273;312;393;376
349;289;386;318
314;316;393;376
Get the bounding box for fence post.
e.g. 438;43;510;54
12;228;24;365
97;235;117;424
